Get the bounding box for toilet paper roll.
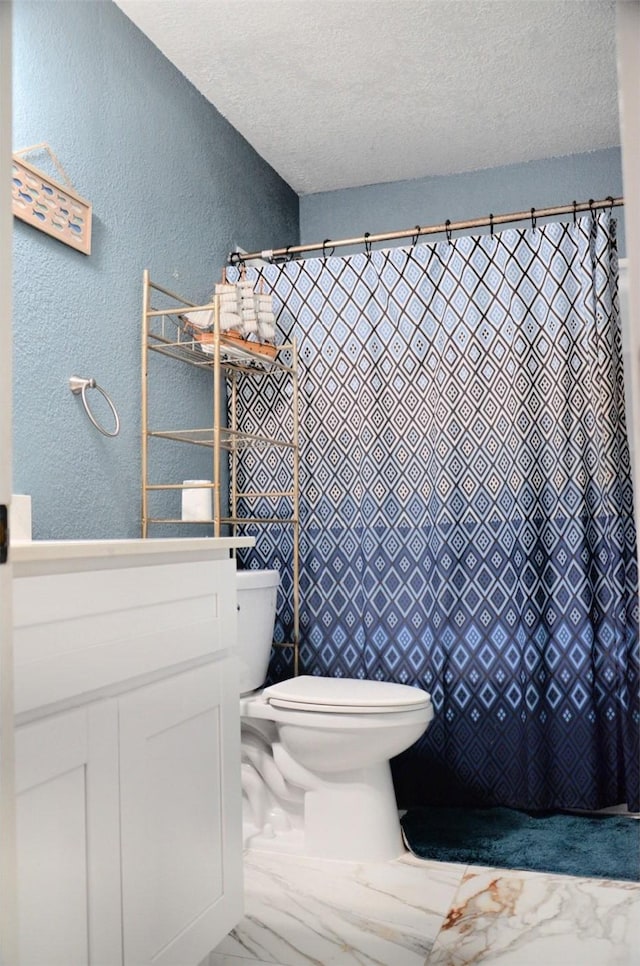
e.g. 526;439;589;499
181;480;213;522
11;494;32;541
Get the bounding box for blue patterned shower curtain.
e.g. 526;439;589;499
230;211;639;811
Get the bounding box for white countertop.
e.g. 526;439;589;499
11;536;255;576
12;537;248;717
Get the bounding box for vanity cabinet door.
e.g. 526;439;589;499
118;657;243;966
15;702;122;966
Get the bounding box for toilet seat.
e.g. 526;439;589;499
263;675;431;714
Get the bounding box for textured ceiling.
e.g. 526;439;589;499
115;0;619;196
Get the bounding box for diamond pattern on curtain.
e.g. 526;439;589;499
229;212;639;811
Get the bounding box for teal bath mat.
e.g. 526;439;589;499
401;806;640;882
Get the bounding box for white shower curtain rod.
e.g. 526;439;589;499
229;195;624;265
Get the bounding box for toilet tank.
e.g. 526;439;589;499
236;569;280;694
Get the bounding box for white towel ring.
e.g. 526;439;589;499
69;376;120;438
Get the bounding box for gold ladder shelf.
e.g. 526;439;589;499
141;269;300;674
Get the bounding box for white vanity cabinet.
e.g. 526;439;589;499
118;660;241;965
12;538;249;966
15;701;121;966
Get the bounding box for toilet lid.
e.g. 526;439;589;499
263;676;431;714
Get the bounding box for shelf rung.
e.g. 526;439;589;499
148;278;200;307
145;516;298;525
148;428;296;450
148;432;215;449
225;429;297;449
148;343;213;368
235;490;295;499
147;304;214;318
146;483;220;491
222;359;297;375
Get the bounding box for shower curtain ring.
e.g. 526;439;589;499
322;239;334;259
573;200;578;225
530;207;537;231
445;220;452;245
364;232;372;258
412;225;421;247
606;195;614;212
489;213;494;238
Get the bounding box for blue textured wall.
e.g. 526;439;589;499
301;148;625;256
12;0;298;540
12;0;624;541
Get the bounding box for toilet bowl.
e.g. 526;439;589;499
236;569;434;862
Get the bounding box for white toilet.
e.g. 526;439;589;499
237;568;434;862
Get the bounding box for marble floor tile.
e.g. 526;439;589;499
212;849;466;965
428;865;640;966
207;956;287;966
